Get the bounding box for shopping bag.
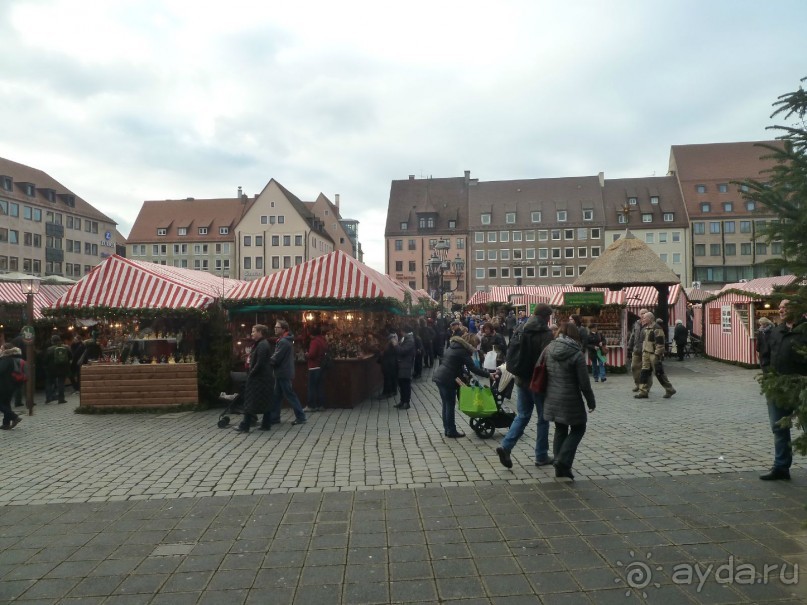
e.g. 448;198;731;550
596;349;607;363
529;358;547;393
483;350;499;371
458;385;497;416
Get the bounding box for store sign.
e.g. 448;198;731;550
563;291;605;306
21;325;35;343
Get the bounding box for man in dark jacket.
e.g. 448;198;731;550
263;319;306;427
433;335;492;437
760;300;807;481
673;319;689;361
755;316;774;371
393;326;417;410
235;324;275;433
45;334;71;404
496;303;555;469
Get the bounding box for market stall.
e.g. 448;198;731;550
46;255;243;409
701;275;797;366
224;250;432;408
624;284;688;328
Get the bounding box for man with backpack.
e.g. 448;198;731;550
304;324;329;413
0;342;25;429
496;303;555;469
45;335;72;404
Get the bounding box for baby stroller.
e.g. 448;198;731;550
217;371;248;428
459;364;516;439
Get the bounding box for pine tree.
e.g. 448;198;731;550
738;76;807;454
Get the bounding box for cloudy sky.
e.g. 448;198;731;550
1;0;805;272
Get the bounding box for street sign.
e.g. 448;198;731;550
21;325;35;343
563;291;605;306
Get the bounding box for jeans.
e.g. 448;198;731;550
398;378;412;405
590;352;606;381
553;422;587;469
500;384;549;461
767;397;793;470
307;368;325;409
1;391;19;426
437;383;459;434
269;377;306;423
46;372;65;402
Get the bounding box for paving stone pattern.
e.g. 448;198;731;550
1;357;805;604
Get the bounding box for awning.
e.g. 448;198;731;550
0;283;72;319
50;255;243;310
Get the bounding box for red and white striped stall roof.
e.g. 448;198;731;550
466;291;490;306
624;284;683;309
546;288;626;307
51;255;242;310
226;250;408;302
717;275;798;298
0;284;72;318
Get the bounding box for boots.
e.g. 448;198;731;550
663;388;676;399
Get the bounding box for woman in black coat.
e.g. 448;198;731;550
542;322;596;480
393;326;417;410
234;324;275;433
433;334;492;437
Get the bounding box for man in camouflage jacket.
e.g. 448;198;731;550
635;312;676;399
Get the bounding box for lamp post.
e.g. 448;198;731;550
19;276;41;415
426;239;465;318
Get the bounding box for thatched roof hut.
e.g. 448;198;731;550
573;231;681;326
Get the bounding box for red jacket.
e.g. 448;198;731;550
307;335;327;370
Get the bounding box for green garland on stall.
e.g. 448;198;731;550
42;305;212;321
223;295;410;314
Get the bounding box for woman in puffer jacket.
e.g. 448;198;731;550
542;322;596;480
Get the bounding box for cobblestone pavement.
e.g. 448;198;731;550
1;357;805;604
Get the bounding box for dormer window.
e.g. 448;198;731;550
219;227;229;235
583;209;594;221
628;197;638;205
1;177;11;191
400;221;408;230
642;213;653;223
448;220;456;229
24;183;35;197
157;228;167;236
177;227;188;236
557;210;567;222
481;213;491;225
650;196;659;204
199;227;208;235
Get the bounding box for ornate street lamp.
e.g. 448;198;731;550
19;275;41;414
426;239;465;317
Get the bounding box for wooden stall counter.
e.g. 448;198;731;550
81;363;199;409
292;355;382;409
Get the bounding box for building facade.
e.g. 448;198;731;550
0;157;119;278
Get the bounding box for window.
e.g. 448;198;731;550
481;213;491;225
295;235;303;246
448;220;456;229
244;257;251;270
457;238;465;249
710;222;720;234
591;247;601;257
271;235;279;246
177;227;187;236
740;221;752;233
487;249;497;261
552;266;562;277
663;213;674;222
741;243;752;255
659;253;667;263
500;231;509;242
557;210;567;222
537;230;547;242
538;248;548;260
505;212;516;224
525;248;535;260
395;261;403;271
219;227;229;235
33;208;41;222
718;184;728;193
268;216;276;224
512;231;522;242
672;253;681;263
756;243;768;255
564;247;574;258
500;267;510;279
157;228;167;236
723;202;733;212
475;232;484;243
531;211;541;223
696;185;707;194
408;239;416;250
215;243;229;254
525;231;535;241
255;257;264;270
628;197;638;205
538;266;549;278
724;221;735;234
642;213;652;223
151;244;159;256
295;256;303;265
645;233;655;244
488;268;497;278
260;216;268;225
475;250;485;261
577;247;587;258
590;228;600;239
501;249;511;261
244;235;252;246
513;267;522;278
271;257;279;269
771;241;783;255
672;232;681;242
487;232;497;243
408;261;416;271
551;248;561;259
710;244;721;256
254;236;263;247
725;243;736;256
9;203;19;217
745;200;756;211
551;229;561;241
278;216;285;224
700;203;711;213
577;228;588;240
193;244;208;255
659;233;667;243
693;222;705;235
564;229;574;240
563;266;574;277
650;196;659;205
475;268;484;279
694;244;706;256
395;239;403;251
583;209;593;221
199;227;208;235
618;214;627;224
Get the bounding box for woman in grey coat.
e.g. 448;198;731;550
542;322;596;480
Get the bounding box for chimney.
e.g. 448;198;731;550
598;172;604;187
464;170;471;182
237;186;242;198
334;193;340;209
409;175;415;180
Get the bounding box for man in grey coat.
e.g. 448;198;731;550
264;319;307;427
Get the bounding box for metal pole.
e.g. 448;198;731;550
25;292;35;415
